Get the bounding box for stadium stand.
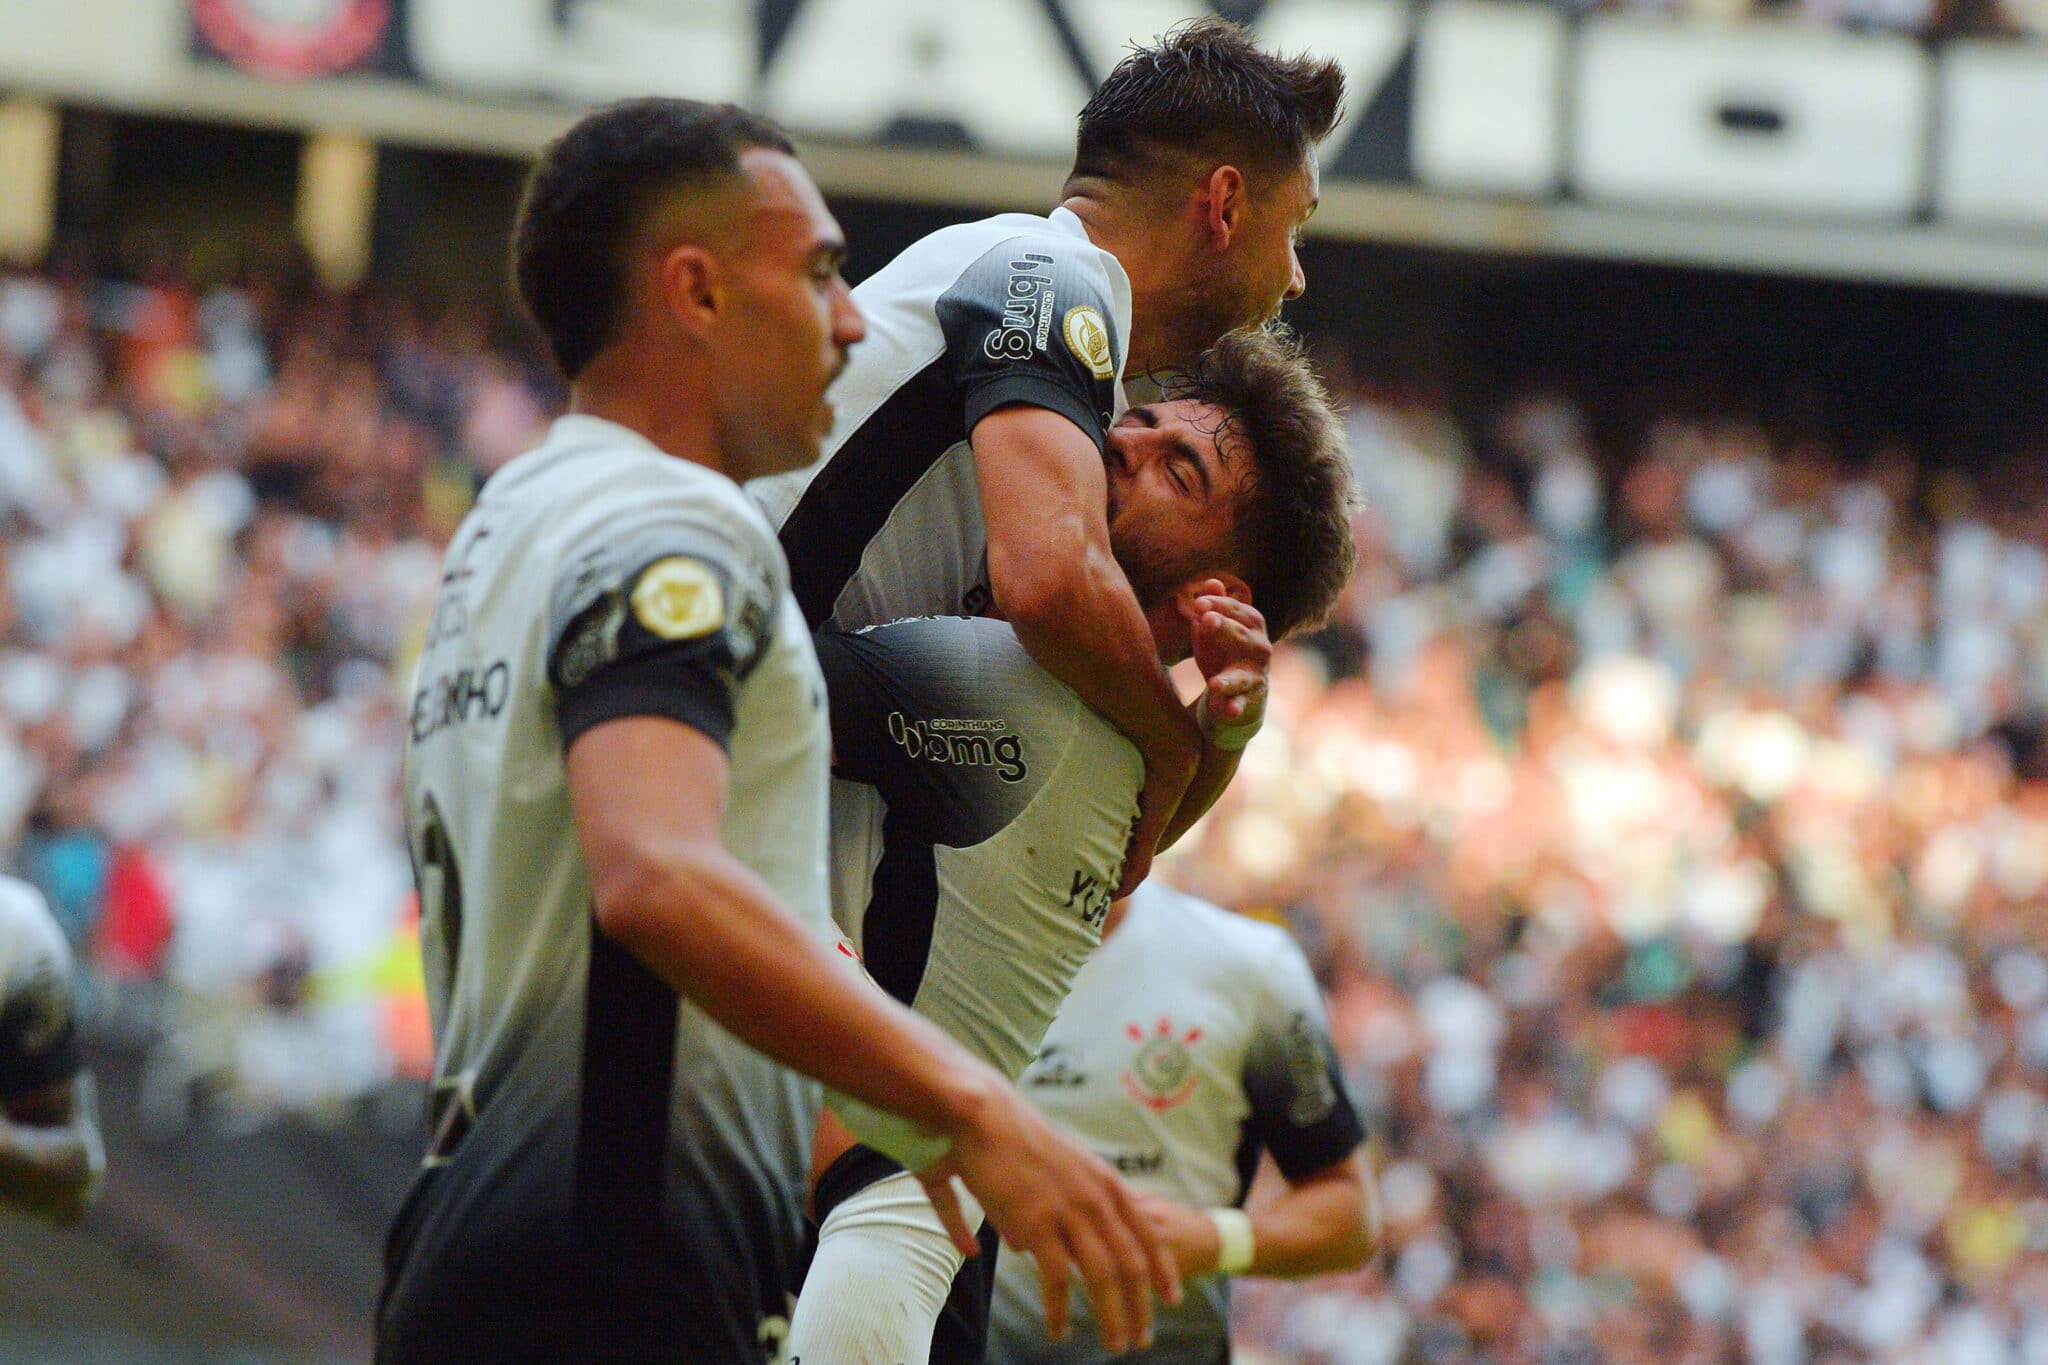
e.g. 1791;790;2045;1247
5;244;2048;1359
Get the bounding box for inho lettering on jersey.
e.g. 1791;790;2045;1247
1122;1016;1202;1113
885;712;1027;783
410;660;512;743
981;253;1056;364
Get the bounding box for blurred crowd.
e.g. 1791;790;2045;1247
1174;388;2048;1362
8;255;2048;1362
0;261;556;1130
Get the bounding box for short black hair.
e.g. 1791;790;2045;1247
513;98;794;379
1070;17;1345;192
1169;327;1357;641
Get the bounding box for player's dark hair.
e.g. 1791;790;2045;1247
1069;18;1344;192
1170;327;1358;641
513;98;795;379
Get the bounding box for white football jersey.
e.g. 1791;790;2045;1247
389;414;835;1359
751;207;1133;628
815;615;1142;1085
988;880;1366;1363
0;876;79;1101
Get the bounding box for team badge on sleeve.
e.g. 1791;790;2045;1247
1062;306;1116;380
631;557;725;640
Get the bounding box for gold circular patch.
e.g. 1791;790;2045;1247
630;556;725;641
1062;305;1116;381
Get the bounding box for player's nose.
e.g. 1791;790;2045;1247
1285;248;1306;302
832;282;867;350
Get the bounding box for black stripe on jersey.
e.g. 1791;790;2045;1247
781;357;958;630
573;921;684;1348
859;812;941;1007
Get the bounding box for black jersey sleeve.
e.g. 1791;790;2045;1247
935;236;1122;449
814;617;1044;849
1241;936;1367;1183
547;516;779;752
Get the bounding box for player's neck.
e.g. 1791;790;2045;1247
1060;193;1192;376
570;352;729;478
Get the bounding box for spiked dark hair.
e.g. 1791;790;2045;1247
1168;327;1358;641
1069;17;1345;192
513;98;794;379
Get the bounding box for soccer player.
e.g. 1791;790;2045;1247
0;874;104;1224
988;879;1378;1364
784;328;1359;1365
753;18;1346;896
376;100;1174;1365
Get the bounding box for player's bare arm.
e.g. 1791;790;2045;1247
1131;1151;1377;1281
974;404;1202;894
566;716;1180;1352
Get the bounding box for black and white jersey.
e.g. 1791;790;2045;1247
0;876;79;1104
751;208;1132;628
988;881;1367;1364
815;615;1141;1086
380;415;836;1365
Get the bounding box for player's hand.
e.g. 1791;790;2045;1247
1189;580;1271;736
1128;1189;1224;1279
933;1083;1181;1351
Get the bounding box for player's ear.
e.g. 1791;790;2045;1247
1200;165;1246;249
1170;572;1252;618
655;242;723;341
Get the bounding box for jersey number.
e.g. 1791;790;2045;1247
416;793;465;1012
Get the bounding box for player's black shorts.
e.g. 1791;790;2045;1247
808;1144;1003;1365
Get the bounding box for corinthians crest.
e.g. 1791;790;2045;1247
1121;1017;1202;1112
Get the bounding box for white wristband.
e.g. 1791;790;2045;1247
1197;696;1261;752
1207;1207;1255;1276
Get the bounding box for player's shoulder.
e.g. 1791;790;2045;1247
0;875;70;975
875;209;1122;298
1139;881;1299;963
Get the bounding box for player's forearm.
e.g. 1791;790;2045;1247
997;536;1199;778
1160;737;1243;851
1245;1162;1377;1278
592;842;1001;1146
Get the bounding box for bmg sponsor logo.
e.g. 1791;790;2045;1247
885;712;1027;783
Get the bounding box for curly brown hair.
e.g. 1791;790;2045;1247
1167;327;1359;641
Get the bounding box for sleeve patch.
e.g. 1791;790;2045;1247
1062;305;1116;380
1284;1011;1340;1127
631;556;725;641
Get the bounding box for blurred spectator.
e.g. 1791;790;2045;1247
0;260;552;1131
1166;377;2048;1363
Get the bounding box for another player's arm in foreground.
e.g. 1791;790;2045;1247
975;405;1201;892
0;1074;106;1224
1130;1150;1377;1280
566;719;1179;1350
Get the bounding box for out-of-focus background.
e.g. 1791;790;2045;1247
3;2;2048;1362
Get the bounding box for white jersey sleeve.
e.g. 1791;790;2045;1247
753;209;1133;632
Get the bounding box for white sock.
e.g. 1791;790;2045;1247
784;1170;983;1365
